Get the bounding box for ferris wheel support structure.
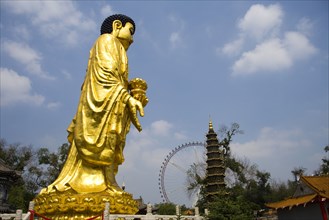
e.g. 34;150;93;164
158;141;206;205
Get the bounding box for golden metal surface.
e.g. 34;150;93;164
34;191;138;218
34;15;146;218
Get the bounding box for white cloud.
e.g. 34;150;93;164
101;4;115;18
231;127;312;160
169;32;182;49
3;40;54;80
138;21;162;54
11;25;31;40
4;1;96;47
38;134;60;149
61;70;72;80
47;102;61;110
221;37;244;56
168;14;185;29
174;132;188;140
168;15;185;49
283;31;317;60
230;127;322;180
296;17;314;36
222;3;317;76
150;120;173;136
231;32;317;76
232;38;292;75
0;68;45;106
238;4;283;40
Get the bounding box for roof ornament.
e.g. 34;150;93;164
209;115;214;130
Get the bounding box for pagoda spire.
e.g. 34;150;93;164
208;118;214;131
204;120;226;202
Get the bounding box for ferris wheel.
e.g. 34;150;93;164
158;141;206;208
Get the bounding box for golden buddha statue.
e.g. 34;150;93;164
33;14;148;219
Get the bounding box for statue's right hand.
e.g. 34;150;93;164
128;97;144;132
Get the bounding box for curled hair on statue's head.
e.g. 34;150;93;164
100;14;135;35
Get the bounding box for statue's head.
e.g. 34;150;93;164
100;14;135;35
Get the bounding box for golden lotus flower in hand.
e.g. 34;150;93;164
129;78;148;107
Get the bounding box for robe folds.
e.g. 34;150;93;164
71;33;131;166
42;34;132;193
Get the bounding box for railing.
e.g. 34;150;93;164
0;210;30;220
0;202;206;220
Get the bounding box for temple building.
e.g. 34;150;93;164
0;159;21;213
266;175;329;220
204;120;226;202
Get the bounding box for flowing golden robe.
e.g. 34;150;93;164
71;33;131;167
42;34;132;194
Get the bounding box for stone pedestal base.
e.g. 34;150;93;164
33;190;138;219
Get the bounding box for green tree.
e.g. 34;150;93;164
7;179;35;212
207;192;256;220
315;146;329;175
243;170;272;209
218;123;243;157
186;162;206;200
155;203;177;215
291;166;306;182
225;156;257;185
0;139;34;171
25;143;69;189
0;139;35;211
266;179;296;203
0;139;69;211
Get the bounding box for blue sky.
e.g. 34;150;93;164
1;1;328;206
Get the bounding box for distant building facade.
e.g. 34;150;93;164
0;159;21;213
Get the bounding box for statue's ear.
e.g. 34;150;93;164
112;20;123;32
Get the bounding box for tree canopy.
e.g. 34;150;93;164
0;139;69;212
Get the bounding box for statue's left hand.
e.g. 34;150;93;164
128;97;144;132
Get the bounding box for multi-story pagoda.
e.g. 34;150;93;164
204;120;226;202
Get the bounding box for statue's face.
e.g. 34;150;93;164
117;22;134;50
